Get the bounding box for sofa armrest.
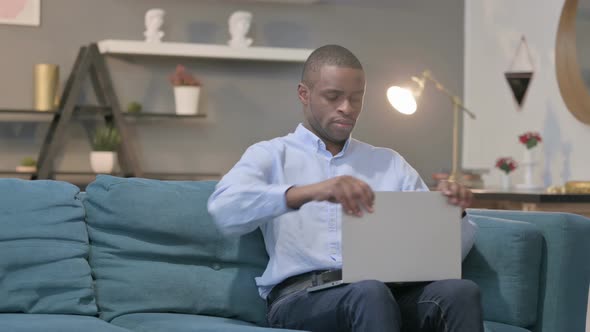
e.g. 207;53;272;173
462;214;543;328
467;209;590;332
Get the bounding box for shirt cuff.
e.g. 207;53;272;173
267;184;296;216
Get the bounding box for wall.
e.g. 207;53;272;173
464;0;590;188
0;0;464;185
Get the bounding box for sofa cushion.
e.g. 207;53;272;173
112;313;304;332
483;321;531;332
463;214;542;327
84;176;269;324
0;314;132;332
0;179;97;315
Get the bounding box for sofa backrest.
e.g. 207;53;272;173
0;179;97;315
84;175;269;325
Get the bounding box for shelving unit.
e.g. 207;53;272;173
3;39;312;186
1;43;220;186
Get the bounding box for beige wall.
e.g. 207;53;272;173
0;0;464;185
464;0;590;188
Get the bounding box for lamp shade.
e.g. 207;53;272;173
387;86;417;115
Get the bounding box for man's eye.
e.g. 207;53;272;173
325;95;339;101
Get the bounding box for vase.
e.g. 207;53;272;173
501;173;511;190
174;86;201;115
517;148;541;189
34;64;59;111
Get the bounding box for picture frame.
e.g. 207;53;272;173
0;0;40;27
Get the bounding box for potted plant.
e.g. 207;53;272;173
126;101;143;114
16;157;37;173
169;64;202;115
495;157;518;190
90;125;121;174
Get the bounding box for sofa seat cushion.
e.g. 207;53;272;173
111;313;304;332
463;214;542;327
0;314;131;332
0;179;97;315
484;321;531;332
84;176;269;324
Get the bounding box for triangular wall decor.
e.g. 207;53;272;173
505;36;535;110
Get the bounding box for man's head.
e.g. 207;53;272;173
298;45;365;152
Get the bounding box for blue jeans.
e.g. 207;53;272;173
266;279;484;332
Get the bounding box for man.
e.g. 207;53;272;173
208;45;484;331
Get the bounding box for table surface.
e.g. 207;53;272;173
472;189;590;203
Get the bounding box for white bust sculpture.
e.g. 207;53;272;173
144;8;165;43
228;11;253;48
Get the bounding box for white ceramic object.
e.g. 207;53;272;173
90;151;116;174
501;173;511;191
174;86;200;115
228;11;253;48
517;148;542;189
144;8;165;43
15;166;36;173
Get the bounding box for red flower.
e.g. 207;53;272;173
495;157;518;174
169;65;201;87
518;131;542;149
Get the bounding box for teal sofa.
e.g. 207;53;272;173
0;175;588;332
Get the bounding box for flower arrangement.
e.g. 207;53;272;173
518;131;542;149
169;65;201;86
496;157;518;174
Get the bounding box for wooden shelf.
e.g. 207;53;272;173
98;40;313;62
0;109;55;122
0;107;206;122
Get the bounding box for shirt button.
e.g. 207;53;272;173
212;263;221;270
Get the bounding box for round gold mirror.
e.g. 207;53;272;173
556;0;590;124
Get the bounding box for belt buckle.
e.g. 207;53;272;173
319;269;341;284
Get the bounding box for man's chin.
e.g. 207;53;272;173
328;131;352;143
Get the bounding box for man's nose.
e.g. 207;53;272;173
337;99;353;114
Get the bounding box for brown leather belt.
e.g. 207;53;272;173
267;269;342;306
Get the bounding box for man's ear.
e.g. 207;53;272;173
297;83;309;105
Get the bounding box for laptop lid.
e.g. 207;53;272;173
341;191;461;283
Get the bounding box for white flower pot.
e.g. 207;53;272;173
90;151;116;174
15;166;36;173
174;86;201;115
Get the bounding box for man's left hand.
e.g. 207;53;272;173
436;180;473;209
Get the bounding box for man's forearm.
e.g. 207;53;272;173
285;184;319;209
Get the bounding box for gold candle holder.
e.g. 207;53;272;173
34;64;59;111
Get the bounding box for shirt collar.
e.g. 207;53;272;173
293;123;352;157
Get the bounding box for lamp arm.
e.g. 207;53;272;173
422;71;476;119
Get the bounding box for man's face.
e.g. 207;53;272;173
298;65;366;145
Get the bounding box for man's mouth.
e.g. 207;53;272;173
333;120;354;128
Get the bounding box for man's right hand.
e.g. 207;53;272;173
286;176;375;216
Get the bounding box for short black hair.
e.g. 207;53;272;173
301;45;363;88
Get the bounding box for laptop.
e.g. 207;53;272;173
307;191;461;292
